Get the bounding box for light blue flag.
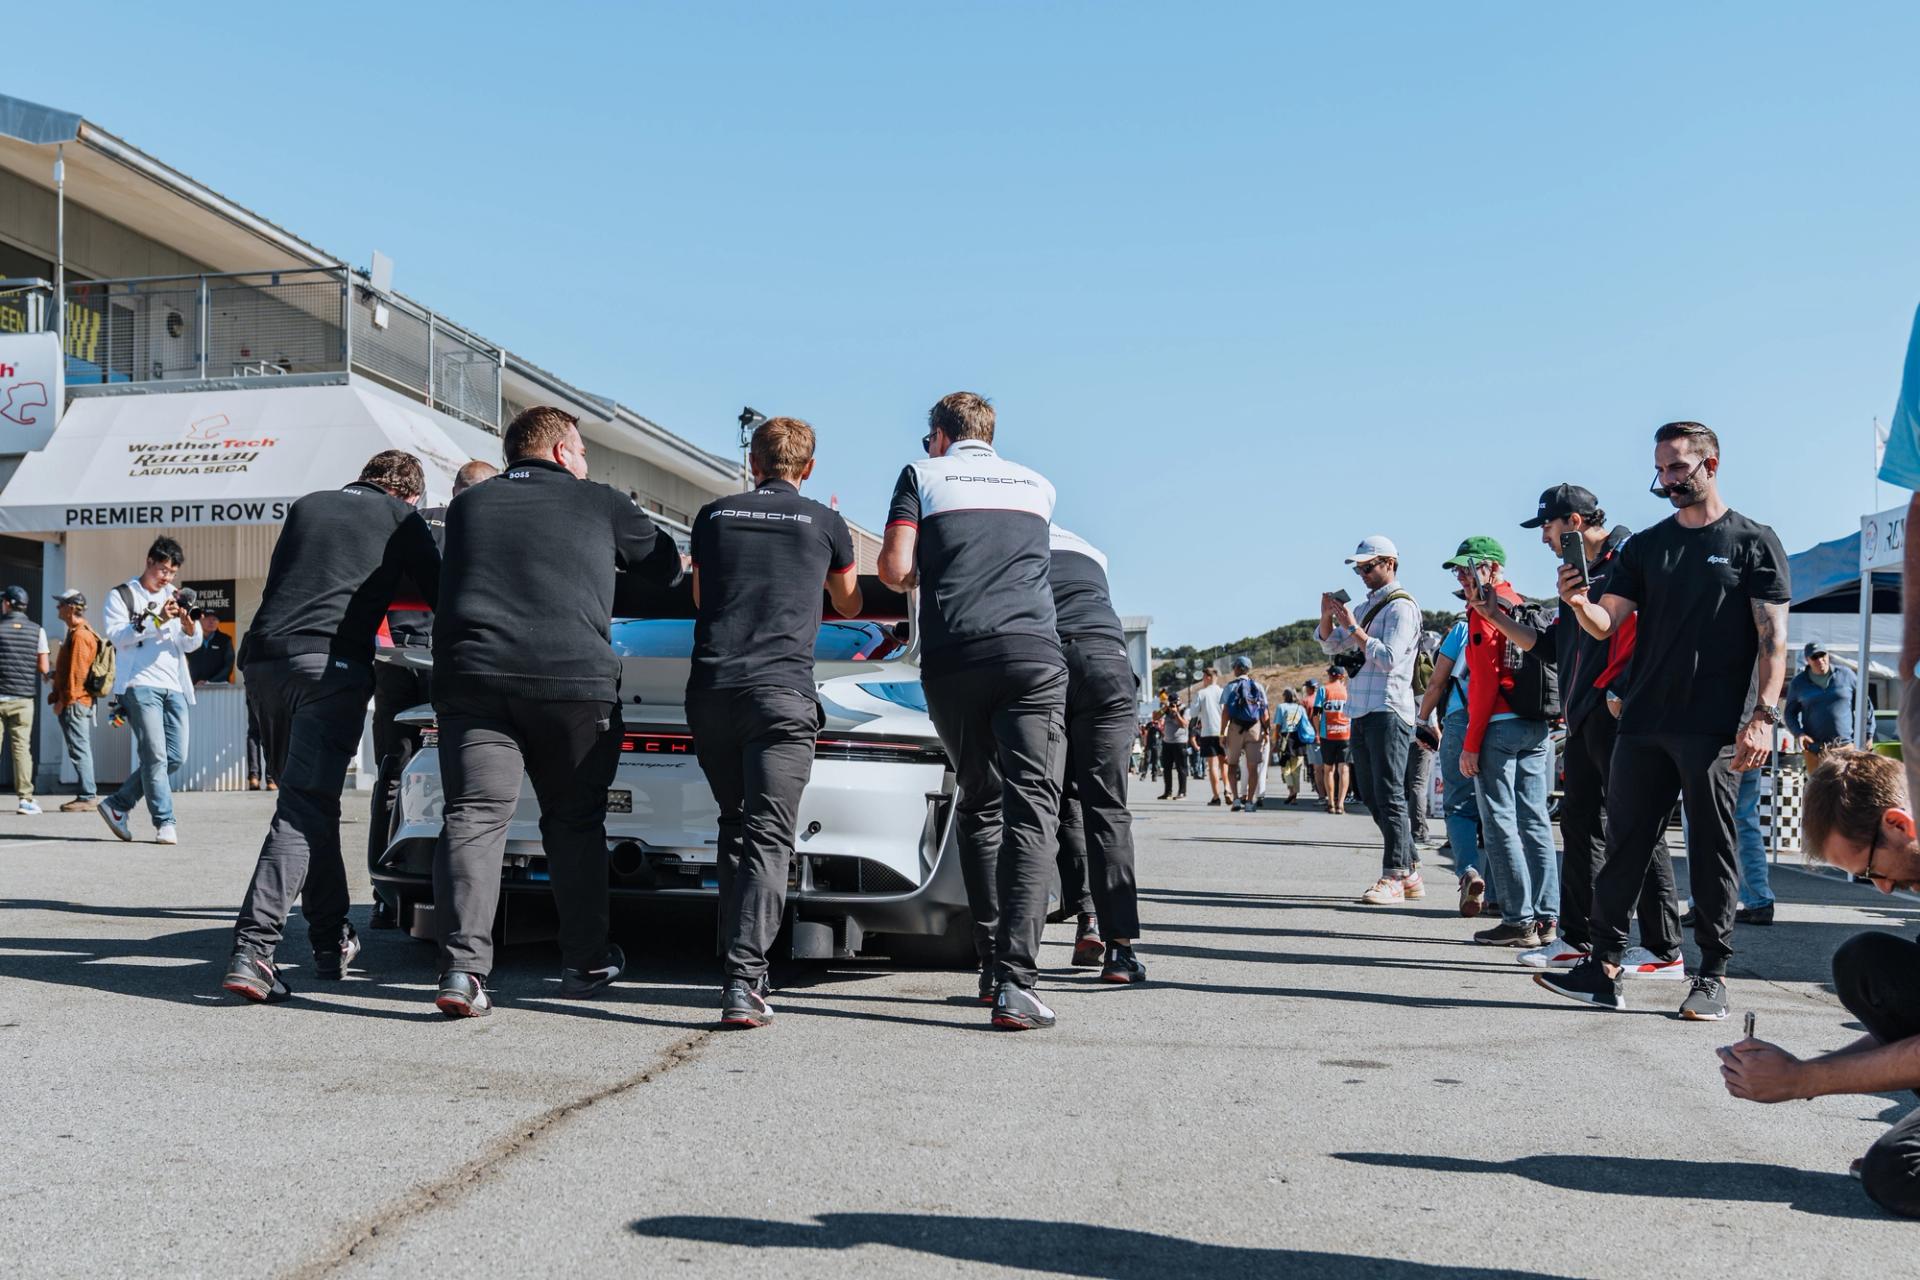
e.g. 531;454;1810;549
1877;302;1920;490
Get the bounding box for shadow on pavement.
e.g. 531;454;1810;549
1332;1152;1879;1220
628;1211;1565;1278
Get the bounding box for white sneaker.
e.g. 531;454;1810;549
16;798;41;815
1619;946;1685;979
97;801;132;842
1517;940;1589;969
154;824;178;846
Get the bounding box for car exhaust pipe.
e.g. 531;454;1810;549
610;841;646;878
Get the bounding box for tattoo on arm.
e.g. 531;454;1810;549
1751;600;1787;655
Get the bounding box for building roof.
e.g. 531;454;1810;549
0;91;742;491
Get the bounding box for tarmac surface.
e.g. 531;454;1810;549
2;786;1915;1278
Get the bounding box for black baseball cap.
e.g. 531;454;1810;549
1803;641;1828;659
1520;483;1601;529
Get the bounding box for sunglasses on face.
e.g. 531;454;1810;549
1352;560;1381;575
1866;824;1886;882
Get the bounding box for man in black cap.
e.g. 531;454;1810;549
1475;483;1684;978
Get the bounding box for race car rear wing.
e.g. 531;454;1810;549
612;572;911;625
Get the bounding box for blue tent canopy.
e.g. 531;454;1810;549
1787;529;1900;614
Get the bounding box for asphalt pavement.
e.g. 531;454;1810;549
2;784;1914;1278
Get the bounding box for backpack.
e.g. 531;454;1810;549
1500;600;1561;721
1223;676;1268;728
83;629;116;699
1412;649;1435;697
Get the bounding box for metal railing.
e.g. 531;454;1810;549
62;267;505;430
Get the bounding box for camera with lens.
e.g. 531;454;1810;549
1332;649;1367;678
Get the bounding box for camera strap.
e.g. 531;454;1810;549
1357;590;1413;632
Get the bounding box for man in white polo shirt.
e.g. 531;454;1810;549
1187;666;1228;805
98;537;212;845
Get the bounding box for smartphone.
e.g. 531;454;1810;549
1744;1011;1756;1040
1560;530;1589;583
1330;588;1351;605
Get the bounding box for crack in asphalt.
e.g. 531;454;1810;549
280;1028;717;1279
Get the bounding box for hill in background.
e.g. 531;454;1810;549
1151;609;1461;705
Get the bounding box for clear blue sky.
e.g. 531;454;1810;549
19;3;1920;647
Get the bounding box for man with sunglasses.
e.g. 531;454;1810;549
880;391;1066;1031
1718;748;1920;1216
1537;422;1789;1021
1317;535;1424;904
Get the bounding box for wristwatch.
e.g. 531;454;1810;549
1750;703;1784;726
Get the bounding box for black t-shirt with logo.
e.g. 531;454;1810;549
1604;509;1790;739
688;479;856;697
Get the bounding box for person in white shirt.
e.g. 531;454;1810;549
97;537;211;845
1188;667;1229;805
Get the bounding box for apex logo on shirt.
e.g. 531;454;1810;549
1706;555;1732;566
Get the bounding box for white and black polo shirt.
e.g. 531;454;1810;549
887;439;1063;678
1048;525;1126;649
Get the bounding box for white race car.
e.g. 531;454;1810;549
369;603;978;964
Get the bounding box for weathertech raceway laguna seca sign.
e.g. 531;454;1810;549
0;382;469;534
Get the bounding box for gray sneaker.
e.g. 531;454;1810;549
1473;922;1541;948
991;982;1057;1031
97;800;132;842
1679;975;1729;1021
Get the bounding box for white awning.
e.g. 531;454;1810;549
0;382;481;533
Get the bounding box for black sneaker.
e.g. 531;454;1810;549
1734;903;1775;927
720;976;773;1028
435;971;492;1018
312;926;361;981
1679;907;1699;928
1228;800;1241;812
368;897;399;931
1208;798;1222;807
222;951;291;1004
1100;944;1147;984
1534;958;1625;1011
1071;914;1104;967
991;982;1057;1030
1473;922;1541;948
1679;975;1730;1021
558;944;625;998
977;966;996;1006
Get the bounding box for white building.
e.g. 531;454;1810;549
0;92;874;794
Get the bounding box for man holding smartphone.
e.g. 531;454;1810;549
1536;426;1790;1021
1474;484;1684;978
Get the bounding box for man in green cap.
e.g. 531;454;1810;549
1451;536;1561;950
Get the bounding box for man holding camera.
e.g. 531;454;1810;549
221;451;443;1004
98;537;210;845
1158;697;1189;798
879;391;1066;1031
1318;535;1423;903
429;407;683;1018
1537;423;1789;1021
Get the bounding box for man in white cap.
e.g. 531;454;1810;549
1317;535;1424;904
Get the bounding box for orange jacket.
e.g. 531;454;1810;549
52;619;99;712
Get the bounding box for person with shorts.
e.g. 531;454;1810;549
1318;665;1352;814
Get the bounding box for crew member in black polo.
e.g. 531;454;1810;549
879;390;1067;1031
428;407;682;1018
221;450;442;1003
367;458;497;929
1049;526;1146;985
686;416;861;1029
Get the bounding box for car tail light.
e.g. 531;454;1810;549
814;737;947;765
623;732;695;755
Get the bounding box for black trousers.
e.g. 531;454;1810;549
232;655;374;958
371;656;432;763
432;691;622;977
1832;931;1920;1216
686;685;821;983
924;661;1068;989
1052;640;1141;939
1352;711;1414;874
1559;710;1680;954
1591;732;1738;976
1159;743;1188;795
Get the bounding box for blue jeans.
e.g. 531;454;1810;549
1439;709;1482;878
108;686;189;827
1474;717;1559;926
59;702;96;798
1736;767;1773;909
